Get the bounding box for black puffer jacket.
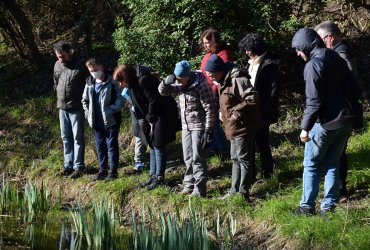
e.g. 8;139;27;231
130;65;180;147
54;54;88;110
292;28;353;131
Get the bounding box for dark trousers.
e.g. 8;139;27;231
339;141;348;193
255;124;274;177
230;134;256;195
93;124;120;173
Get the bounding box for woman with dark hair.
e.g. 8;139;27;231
113;64;179;189
199;28;233;160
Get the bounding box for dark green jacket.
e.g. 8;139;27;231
54;54;88;110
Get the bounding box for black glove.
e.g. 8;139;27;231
201;129;212;149
164;74;176;85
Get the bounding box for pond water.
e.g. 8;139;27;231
0;215;128;249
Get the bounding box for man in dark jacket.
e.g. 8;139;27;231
291;28;353;216
315;21;362;197
238;33;280;178
54;41;88;179
204;54;263;202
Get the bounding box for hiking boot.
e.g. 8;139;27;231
105;171;118;181
147;176;164;190
139;175;155;188
219;191;235;200
292;207;315;216
93;170;108;181
58;168;74;177
319;208;335;220
180;188;193;195
70;170;83;179
134;161;145;171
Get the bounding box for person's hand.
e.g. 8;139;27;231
300;129;310;143
149;123;154;138
201;129;212;149
164;74;176;85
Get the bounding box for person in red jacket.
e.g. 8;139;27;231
200;28;233;160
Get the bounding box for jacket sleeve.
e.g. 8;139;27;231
301;59;325;131
53;62;61;91
218;49;234;62
199;82;216;130
232;77;259;120
158;80;180;97
81;84;89;116
109;81;125;113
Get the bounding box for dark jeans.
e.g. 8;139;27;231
339;141;348;193
230;134;256;195
93;124;120;173
255;124;274;177
150;146;167;177
208;119;230;154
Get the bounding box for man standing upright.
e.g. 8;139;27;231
291;28;353;216
238;33;280;179
315;21;362;196
54;41;88;179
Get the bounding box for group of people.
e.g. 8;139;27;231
53;21;361;216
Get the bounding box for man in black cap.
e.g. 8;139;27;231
204;54;263;202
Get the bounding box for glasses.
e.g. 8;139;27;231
321;34;330;42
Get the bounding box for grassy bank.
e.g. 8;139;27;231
0;82;369;249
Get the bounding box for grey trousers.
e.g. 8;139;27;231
182;129;207;195
134;135;147;162
230;134;256;195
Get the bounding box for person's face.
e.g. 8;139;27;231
245;50;257;59
205;71;223;83
203;37;217;53
87;65;104;79
176;76;189;86
55;50;72;63
296;50;308;61
316;29;334;48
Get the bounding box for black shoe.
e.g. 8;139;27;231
105;172;118;181
292;207;315;216
58;168;74;177
70;170;83;179
93;170;108;181
319;208;335;219
147;176;164;190
242;193;251;203
139;175;155;188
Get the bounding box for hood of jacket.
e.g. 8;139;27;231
135;65;152;78
292;28;325;58
185;72;206;90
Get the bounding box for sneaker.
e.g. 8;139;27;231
147;176;164;190
219;191;235;200
93;170;108;181
105;172;118;181
292;207;315;216
134;161;145;171
139;175;155;188
58;168;74;177
180;188;193;195
189;191;206;197
319;208;335;219
70;170;83;179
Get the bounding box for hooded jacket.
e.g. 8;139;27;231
81;75;124;129
292;28;353;131
54;54;89;110
218;62;263;139
158;71;215;131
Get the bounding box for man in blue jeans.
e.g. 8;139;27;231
292;28;353;217
53;41;88;179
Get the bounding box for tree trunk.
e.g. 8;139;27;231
1;0;42;66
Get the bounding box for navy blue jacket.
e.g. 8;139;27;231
292;28;353;131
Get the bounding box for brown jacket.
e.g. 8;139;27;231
218;66;263;139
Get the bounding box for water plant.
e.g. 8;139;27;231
0;175;22;215
24;180;49;221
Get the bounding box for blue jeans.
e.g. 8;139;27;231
300;123;352;211
59;109;85;170
230;134;255;195
93;124;120;173
208;119;230;154
150;146;167;177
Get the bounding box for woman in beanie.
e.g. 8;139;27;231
159;60;215;197
113;64;179;190
199;28;232;161
204;54;263;202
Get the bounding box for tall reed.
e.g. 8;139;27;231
24;180;49;221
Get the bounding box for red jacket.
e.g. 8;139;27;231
200;49;234;92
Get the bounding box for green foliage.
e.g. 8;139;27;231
24;180;49;221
